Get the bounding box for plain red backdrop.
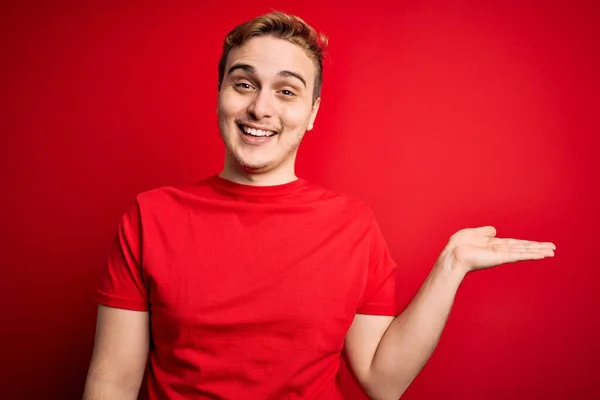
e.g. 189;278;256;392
2;1;599;399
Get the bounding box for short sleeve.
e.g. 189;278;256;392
356;217;398;316
97;201;149;311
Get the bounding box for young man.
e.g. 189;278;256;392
83;11;556;400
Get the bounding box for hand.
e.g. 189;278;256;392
441;226;556;275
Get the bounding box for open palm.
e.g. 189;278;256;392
445;226;556;273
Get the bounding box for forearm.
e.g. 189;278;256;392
368;253;466;399
82;372;142;400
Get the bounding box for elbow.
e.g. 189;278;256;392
83;367;142;400
368;387;407;400
360;370;410;400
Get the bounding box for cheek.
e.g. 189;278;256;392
218;91;248;119
280;107;312;131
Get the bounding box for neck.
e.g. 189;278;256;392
220;158;298;187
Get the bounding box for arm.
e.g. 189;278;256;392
345;255;463;400
345;226;555;400
83;305;149;400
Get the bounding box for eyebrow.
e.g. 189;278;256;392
227;63;307;88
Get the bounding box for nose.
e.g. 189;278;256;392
247;89;274;120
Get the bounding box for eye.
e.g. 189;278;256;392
235;82;254;90
280;89;295;96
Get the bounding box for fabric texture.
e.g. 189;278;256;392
98;175;398;399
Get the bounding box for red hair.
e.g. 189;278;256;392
218;11;328;102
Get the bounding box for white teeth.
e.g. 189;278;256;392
242;125;275;137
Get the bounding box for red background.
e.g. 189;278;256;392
2;1;599;399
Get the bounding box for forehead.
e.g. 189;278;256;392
225;36;316;84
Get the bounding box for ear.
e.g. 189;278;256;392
217;82;221;114
307;97;321;131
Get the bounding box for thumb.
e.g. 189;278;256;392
476;225;497;237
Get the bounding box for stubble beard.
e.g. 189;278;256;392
219;121;306;175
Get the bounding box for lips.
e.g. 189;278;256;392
237;123;278;138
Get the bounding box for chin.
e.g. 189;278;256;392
233;148;282;170
238;159;276;173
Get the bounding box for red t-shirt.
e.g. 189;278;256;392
98;175;397;399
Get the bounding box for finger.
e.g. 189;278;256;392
497;244;555;253
512;248;555;257
508;243;556;251
516;240;556;249
504;248;555;261
490;238;556;250
537;241;556;250
509;254;544;263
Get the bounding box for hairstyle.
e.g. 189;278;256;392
217;11;328;103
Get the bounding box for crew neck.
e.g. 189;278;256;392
208;174;309;199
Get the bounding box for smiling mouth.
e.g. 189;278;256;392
237;123;278;138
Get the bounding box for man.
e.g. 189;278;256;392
83;11;555;400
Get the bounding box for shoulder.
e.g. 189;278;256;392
303;180;377;222
132;176;216;210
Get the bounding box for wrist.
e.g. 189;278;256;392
435;249;469;283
